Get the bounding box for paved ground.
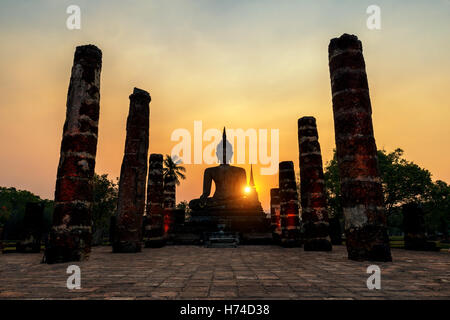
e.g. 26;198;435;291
0;245;449;300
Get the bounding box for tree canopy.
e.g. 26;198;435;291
163;155;186;185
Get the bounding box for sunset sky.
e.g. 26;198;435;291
0;0;449;211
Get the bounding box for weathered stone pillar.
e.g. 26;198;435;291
279;161;301;246
403;203;428;250
113;88;150;253
144;153;164;244
328;34;391;261
298;117;332;251
17;202;45;253
163;175;176;210
44;45;102;263
270;188;281;243
163;174;176;236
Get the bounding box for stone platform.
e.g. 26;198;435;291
0;245;449;299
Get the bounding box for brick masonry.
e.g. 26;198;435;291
328;34;392;262
298;116;332;251
43;45;102;264
1;246;449;299
113;88;151;253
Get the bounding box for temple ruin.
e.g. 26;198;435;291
298;116;332;251
112;88;151;253
43;44;102;263
328;34;392;261
278;161;301;246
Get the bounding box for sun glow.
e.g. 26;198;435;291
244;186;251;194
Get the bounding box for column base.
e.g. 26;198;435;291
345;225;392;262
43;230;91;264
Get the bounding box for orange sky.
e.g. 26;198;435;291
0;1;449;212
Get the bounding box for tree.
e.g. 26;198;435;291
163;155;186;186
423;180;450;238
323;152;342;219
162;155;186;208
0;187;53;240
91;174;118;245
378;148;433;215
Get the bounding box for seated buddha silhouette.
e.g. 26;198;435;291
189;128;254;212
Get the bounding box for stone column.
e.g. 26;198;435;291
163;175;176;210
17;202;45;253
279;161;301;246
328;34;391;261
144;153;164;243
113;88;150;253
43;45;102;264
403;203;427;250
270;188;281;242
298;117;332;251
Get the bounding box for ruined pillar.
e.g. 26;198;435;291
279;161;301;246
328;34;392;261
403;203;428;250
163;174;176;236
270;188;281;243
43;45;102;263
113;88;150;253
144;153;165;245
17;202;45;253
163;175;176;210
298;117;332;251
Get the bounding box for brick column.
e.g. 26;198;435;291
279;161;301;246
403;203;427;250
163;174;176;236
144;153;164;243
17;202;45;253
113;88;150;253
328;34;391;261
270;188;281;243
44;45;102;263
163;175;176;210
298;116;332;251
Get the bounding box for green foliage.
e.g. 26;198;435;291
378;148;433;214
92;174;118;245
0;187;53;239
0;174;119;244
0;187;41;225
323;151;342;219
423;180;450;237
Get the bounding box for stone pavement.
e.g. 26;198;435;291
0;245;449;299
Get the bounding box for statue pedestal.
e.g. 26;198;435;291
186;204;271;244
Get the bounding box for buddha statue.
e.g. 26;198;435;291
189;128;260;212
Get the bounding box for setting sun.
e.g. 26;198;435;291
244;186;251;194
